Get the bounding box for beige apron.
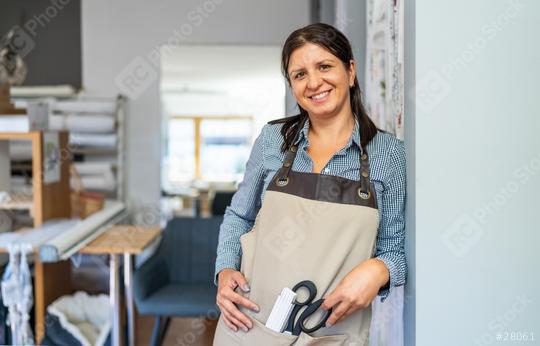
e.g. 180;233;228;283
214;137;380;346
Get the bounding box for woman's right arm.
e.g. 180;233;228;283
215;124;268;332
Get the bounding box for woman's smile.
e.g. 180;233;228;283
307;89;332;104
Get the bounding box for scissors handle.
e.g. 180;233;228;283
292;280;317;302
284;280;318;334
292;299;333;336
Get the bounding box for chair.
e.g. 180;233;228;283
133;216;223;346
211;191;235;215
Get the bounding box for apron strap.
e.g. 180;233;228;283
275;117;305;185
359;149;372;197
275;145;298;186
274;116;373;196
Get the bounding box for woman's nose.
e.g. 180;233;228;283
307;73;323;90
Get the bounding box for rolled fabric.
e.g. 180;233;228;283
53;100;116;114
64;115;115;133
13;99;29;109
69;133;117;148
73;162;113;176
71;172;116;191
9;140;32;161
80;176;116;191
11;85;77;97
61;112;114;118
40;200;126;262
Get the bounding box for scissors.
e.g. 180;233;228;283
283;280;333;336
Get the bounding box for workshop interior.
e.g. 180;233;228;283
0;0;538;345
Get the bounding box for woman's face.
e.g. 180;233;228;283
287;42;355;119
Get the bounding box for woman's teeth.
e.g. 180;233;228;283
311;91;329;100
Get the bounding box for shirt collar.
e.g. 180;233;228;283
293;116;362;151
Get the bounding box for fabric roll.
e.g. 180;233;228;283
73;162;113;176
69;134;117;148
13;99;29;109
79;176;116;192
65;115;115;133
0;116;30;132
49;115;115;133
11;85;77;98
62;112;114;118
9;140;32;161
71;172;116;192
53;100;116;114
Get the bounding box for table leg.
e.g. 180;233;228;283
110;254;121;346
124;253;135;346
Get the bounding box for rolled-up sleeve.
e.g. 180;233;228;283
375;139;407;302
214;125;268;285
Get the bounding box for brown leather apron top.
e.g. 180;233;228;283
214;129;380;346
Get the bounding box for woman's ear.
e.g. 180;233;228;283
348;60;356;87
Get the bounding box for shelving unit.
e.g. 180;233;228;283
0;131;72;343
11;95;126;202
67;95;126;202
2;93;127;343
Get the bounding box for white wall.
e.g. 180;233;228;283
413;0;539;345
81;0;310;213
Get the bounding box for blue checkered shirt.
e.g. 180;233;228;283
215;117;407;302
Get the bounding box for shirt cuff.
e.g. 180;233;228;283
375;254;401;303
214;253;241;286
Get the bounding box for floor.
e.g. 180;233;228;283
71;256;219;345
136;315;217;346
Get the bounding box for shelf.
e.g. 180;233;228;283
0;131;41;140
0;200;33;210
0;227;36;252
0;191;33;210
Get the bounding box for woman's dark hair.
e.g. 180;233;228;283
272;23;378;152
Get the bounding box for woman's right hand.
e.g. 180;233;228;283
216;268;260;332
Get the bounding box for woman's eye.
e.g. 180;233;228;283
294;72;305;79
320;64;331;71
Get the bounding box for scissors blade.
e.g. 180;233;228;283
284;303;302;333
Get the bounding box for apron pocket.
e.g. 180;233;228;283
295;331;350;346
213;314;298;346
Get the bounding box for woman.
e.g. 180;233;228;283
214;23;406;345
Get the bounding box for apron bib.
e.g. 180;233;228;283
214;135;380;346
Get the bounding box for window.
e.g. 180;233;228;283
164;115;254;189
160;45;285;193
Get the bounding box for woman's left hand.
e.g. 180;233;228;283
321;258;390;327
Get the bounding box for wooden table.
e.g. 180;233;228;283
80;225;162;346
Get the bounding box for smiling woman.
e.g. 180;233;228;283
288;46;354;118
286;43;359;174
214;23;406;346
278;24;379;154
